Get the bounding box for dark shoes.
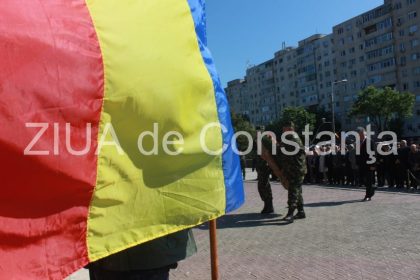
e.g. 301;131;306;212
282;207;296;223
282;214;294;223
261;201;274;214
293;211;306;219
362;197;372;202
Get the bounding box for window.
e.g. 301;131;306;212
412;39;420;48
362;7;390;23
400;43;406;52
412;53;420;60
377;18;392;30
366;45;394;59
368;75;382;84
408;11;417;20
367;58;396;72
414;81;420;88
365;32;393;48
365;24;377;35
414;67;420;75
409;25;418;34
408;0;416;5
399;29;405;36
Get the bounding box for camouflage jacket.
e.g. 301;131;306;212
277;133;307;178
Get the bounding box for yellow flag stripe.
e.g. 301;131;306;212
85;0;226;261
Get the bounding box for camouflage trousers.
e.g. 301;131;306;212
257;167;273;202
287;175;304;211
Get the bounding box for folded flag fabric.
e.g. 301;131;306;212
0;0;244;279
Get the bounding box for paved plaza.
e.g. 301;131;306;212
69;169;420;280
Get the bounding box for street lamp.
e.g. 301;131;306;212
331;79;348;134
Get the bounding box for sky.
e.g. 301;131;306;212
206;0;384;87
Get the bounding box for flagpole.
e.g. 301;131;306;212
209;219;219;280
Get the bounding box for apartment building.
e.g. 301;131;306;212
226;79;247;116
238;60;277;125
390;0;420;135
333;0;420;135
273;47;297;115
225;0;420;137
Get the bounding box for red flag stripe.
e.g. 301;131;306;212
0;1;104;279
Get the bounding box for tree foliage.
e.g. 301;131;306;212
349;86;415;132
230;112;255;152
308;106;341;133
267;107;316;136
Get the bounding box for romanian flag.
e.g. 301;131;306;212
0;0;244;279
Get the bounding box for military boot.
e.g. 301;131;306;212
261;200;274;214
294;206;306;219
282;207;295;223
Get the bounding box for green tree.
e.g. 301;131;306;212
349;86;415;132
230;112;255;153
280;107;316;133
308;106;341;133
267;107;316;137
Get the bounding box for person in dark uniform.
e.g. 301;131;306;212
88;229;196;280
376;144;386;188
348;144;359;186
408;144;419;190
256;154;274;214
383;144;396;188
396;140;410;189
325;147;334;185
277;121;307;223
355;127;376;201
332;146;346;185
345;145;354;185
240;155;246;180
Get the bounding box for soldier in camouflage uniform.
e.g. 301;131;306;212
277;121;307;223
256;155;274;214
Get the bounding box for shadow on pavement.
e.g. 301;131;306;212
313;184;420;195
304;199;361;207
197;213;292;230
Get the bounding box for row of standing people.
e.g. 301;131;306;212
305;139;420;192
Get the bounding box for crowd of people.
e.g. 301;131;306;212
304;140;420;191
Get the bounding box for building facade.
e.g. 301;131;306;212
225;0;420;137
